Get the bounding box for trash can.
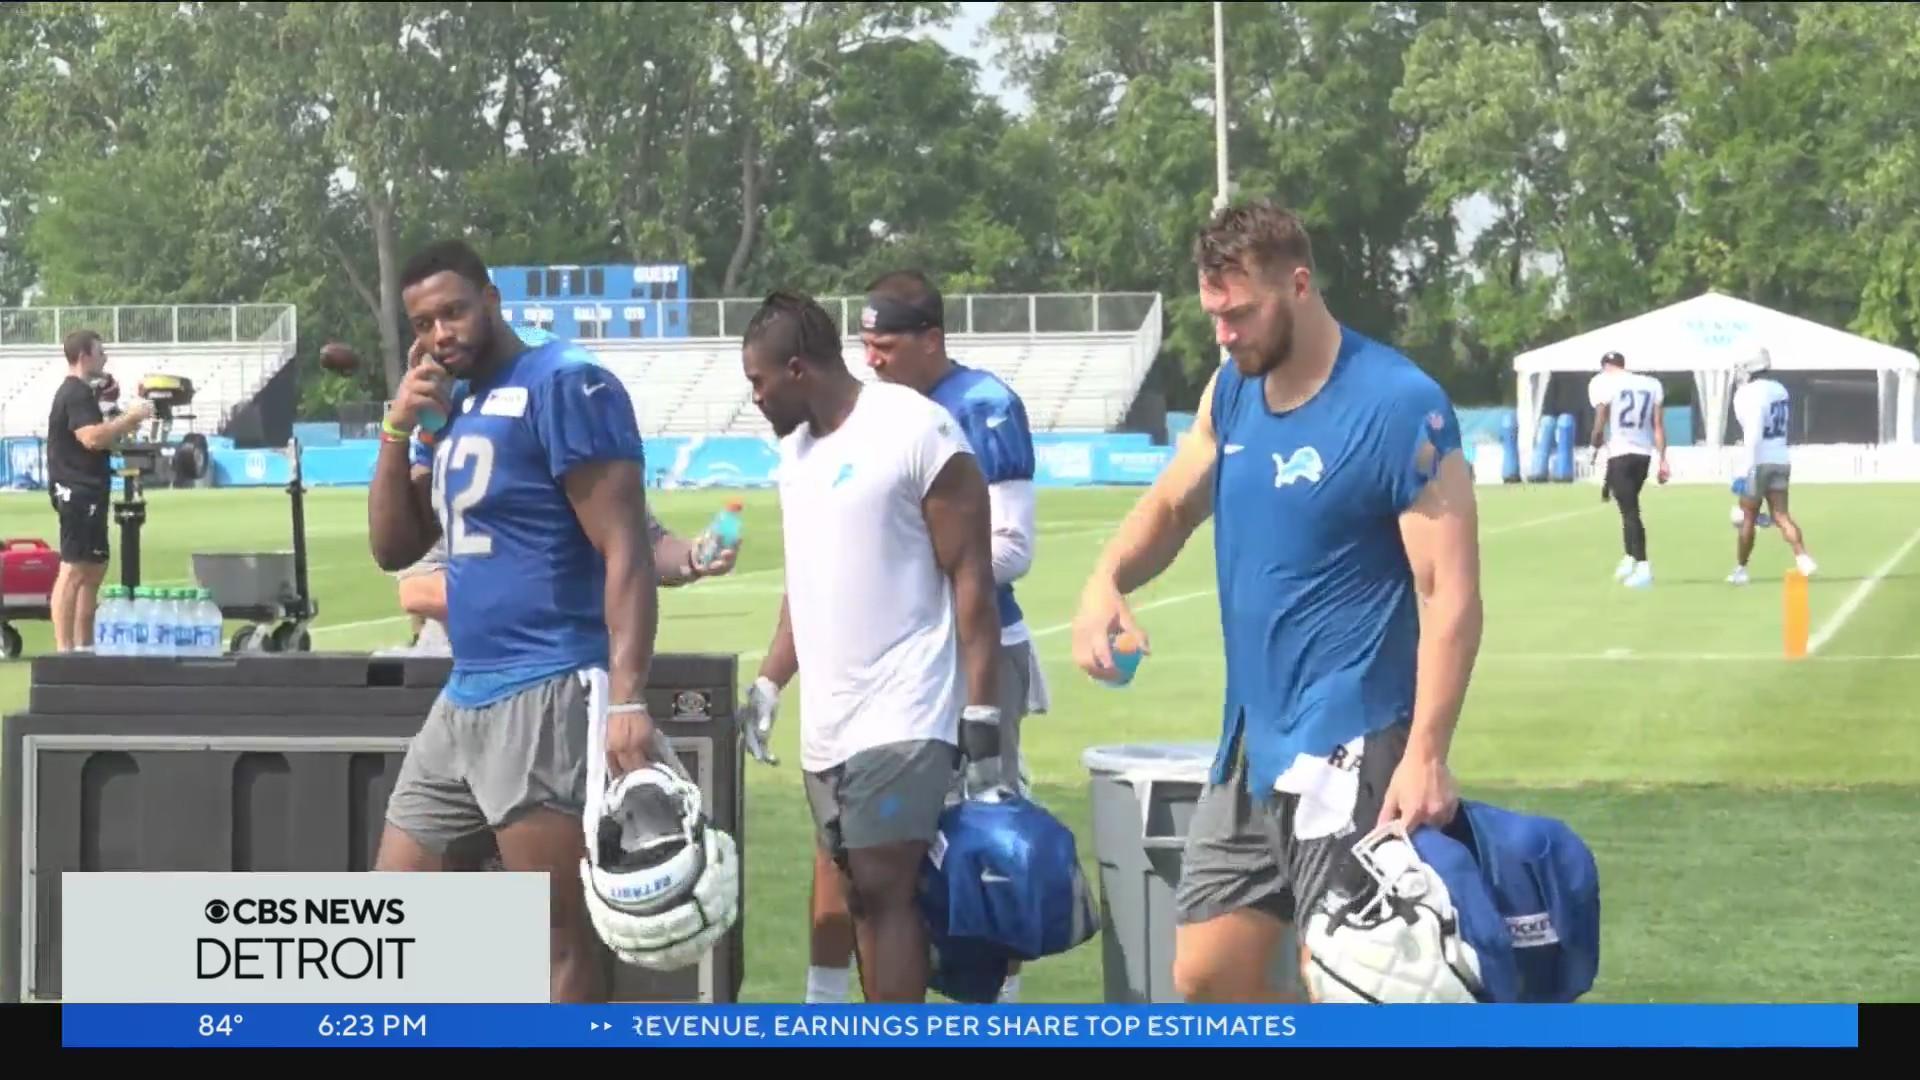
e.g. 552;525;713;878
1082;743;1302;1003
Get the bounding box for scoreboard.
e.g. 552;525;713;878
489;263;693;340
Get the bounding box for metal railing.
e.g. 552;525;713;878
0;303;298;348
499;292;1163;341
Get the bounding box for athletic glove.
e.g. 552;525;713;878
740;675;780;766
959;704;1011;799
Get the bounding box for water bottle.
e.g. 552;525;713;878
128;588;153;657
165;589;189;658
696;501;745;567
151;588;175;658
94;587;125;655
1102;630;1145;688
107;587;133;656
195;588;224;657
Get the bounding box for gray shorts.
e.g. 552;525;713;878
804;739;960;867
1746;463;1790;499
385;670;592;853
1174;723;1410;927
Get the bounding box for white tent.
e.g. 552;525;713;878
1512;291;1919;456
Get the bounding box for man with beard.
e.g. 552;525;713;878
739;290;1003;1003
1068;200;1484;1002
368;239;662;1003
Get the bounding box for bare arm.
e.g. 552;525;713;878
370;457;440;573
1397;451;1483;766
924;452;999;712
1088;368;1220;596
397;572;448;623
74;407;150;452
1589;402;1610;453
756;594;798;689
566;459;659;706
647;512;701;587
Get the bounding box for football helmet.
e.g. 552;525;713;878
577;677;739;972
1302;822;1491;1004
1737;346;1773;383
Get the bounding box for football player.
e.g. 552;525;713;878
738;290;1003;1004
1728;349;1816;584
1587;351;1669;588
368;240;661;1003
772;269;1045;1005
1069;200;1482;1003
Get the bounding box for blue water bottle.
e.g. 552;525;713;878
1102;631;1144;688
696;501;745;567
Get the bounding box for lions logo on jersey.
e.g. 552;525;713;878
1272;446;1325;488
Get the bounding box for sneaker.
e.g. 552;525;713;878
1613;555;1636;581
1727;566;1750;586
1623;564;1654;589
1796;554;1818;578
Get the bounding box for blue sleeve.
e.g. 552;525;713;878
958;394;1036;485
1380;376;1463;515
533;363;646;481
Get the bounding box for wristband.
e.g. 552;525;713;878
607;702;650;715
380;418;413;444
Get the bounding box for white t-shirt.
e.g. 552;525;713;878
1732;378;1792;467
777;381;974;771
1587;369;1666;457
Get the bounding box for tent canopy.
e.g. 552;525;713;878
1512;292;1919;450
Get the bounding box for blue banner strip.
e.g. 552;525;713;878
60;1005;1858;1049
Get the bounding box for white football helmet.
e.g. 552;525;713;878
1736;346;1773;384
577;678;739;972
1302;822;1487;1004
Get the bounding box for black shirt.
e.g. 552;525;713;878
48;375;110;493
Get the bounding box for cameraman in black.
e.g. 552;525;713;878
47;329;150;652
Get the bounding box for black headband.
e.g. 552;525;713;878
860;295;939;334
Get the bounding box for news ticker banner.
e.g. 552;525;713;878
62;873;550;1003
57;1005;1858;1049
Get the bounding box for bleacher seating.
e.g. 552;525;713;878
0;304;297;439
584;293;1164;438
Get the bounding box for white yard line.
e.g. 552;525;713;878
1808;524;1920;655
1482;505;1605;536
1482;651;1920;663
310;614;410;636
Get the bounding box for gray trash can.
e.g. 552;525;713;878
1082;742;1302;1003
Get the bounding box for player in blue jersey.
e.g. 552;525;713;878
1070;200;1484;1003
368;240;662;1003
775;269;1046;1004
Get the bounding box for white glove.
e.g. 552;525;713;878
740;675;779;766
960;704;1010;798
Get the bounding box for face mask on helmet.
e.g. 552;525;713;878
579;763;740;972
1302;822;1489;1004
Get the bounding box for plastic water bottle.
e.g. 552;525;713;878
195;588;224;657
167;589;192;658
1102;631;1144;688
94;587;126;655
107;587;134;656
127;588;153;657
152;588;177;658
695;501;745;567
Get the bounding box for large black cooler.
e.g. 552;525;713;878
1;651;745;1003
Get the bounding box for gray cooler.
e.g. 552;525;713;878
1082;742;1302;1003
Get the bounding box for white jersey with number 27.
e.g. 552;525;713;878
1588;370;1665;457
1733;378;1792;467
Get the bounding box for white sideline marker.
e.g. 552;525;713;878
1807;524;1920;656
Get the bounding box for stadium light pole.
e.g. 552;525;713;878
1212;1;1230;212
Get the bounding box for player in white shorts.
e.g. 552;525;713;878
1728;349;1816;585
735;290;1005;1004
1588;351;1669;588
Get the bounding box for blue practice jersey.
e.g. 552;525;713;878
928;362;1036;631
1208;326;1462;797
409;338;646;707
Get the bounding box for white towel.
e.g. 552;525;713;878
1272;734;1367;842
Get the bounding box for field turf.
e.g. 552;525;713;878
2;480;1916;1003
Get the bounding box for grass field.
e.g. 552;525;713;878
3;479;1918;1003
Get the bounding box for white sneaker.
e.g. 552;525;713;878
1623;563;1654;589
1727;566;1750;586
1796;554;1818;577
1613;555;1636;581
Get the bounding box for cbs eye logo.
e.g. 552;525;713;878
205;901;230;924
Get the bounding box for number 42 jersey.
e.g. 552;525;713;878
1587;369;1665;458
409;339;646;695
